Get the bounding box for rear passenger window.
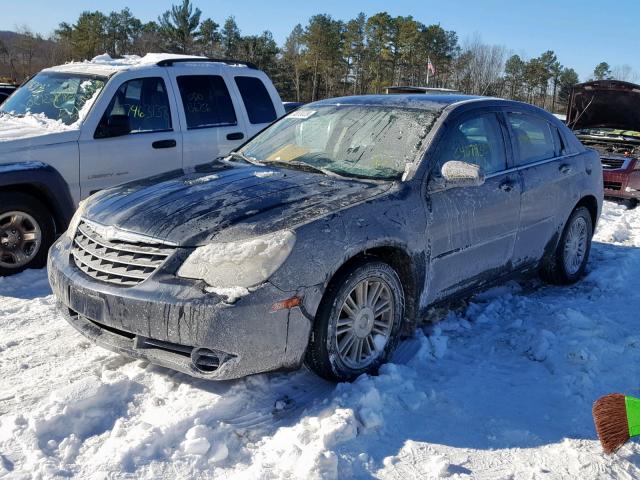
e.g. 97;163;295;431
435;113;507;175
234;76;277;124
507;113;557;165
96;77;172;137
177;75;237;129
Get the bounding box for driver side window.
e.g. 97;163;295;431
435;113;507;175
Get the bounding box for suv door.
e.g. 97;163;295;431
230;74;279;139
505;111;580;267
425;111;522;304
78;73;182;197
171;67;248;169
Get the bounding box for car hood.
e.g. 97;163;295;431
84;163;394;246
0;114;80;150
567;80;640;132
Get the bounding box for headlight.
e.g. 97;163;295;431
177;230;296;289
64;199;89;241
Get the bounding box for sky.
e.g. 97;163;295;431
2;0;639;81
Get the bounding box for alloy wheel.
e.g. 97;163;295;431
335;278;395;369
563;216;588;275
0;211;42;269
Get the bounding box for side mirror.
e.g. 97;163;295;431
105;114;131;137
429;160;485;192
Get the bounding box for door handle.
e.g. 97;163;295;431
152;139;177;149
559;164;572;174
499;181;515;193
226;132;244;141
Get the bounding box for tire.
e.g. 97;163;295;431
623;199;638;210
305;260;405;382
540;206;593;285
0;192;55;276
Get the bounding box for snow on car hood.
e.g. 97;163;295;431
567;80;640;132
83;163;393;246
0;112;80;148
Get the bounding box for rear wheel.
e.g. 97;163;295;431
305;261;405;382
540;206;593;285
0;193;55;276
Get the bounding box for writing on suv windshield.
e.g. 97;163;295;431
241;105;439;180
0;72;106;125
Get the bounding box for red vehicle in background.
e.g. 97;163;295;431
567;80;640;207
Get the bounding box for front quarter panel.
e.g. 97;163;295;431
269;183;426;318
0;139;80;204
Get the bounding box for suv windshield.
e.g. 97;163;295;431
240;105;439;180
0;72;106;125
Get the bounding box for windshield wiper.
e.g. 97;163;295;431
265;160;351;179
226;151;264;166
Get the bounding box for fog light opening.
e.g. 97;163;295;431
191;347;221;373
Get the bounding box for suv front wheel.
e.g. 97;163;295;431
0;192;55;276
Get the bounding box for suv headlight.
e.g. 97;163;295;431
64;199;89;241
177;230;296;289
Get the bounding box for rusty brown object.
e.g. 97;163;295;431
593;393;630;454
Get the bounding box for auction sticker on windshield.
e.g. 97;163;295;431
287;109;316;119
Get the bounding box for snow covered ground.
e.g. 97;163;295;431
1;200;640;479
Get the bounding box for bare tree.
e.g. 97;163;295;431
611;64;639;83
454;35;506;96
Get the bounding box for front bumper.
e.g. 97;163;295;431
47;236;313;380
603;169;640;199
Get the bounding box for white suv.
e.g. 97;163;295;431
0;53;284;275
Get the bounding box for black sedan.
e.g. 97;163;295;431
48;94;603;381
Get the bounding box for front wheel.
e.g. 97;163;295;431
0;193;55;276
305;261;405;382
541;206;593;285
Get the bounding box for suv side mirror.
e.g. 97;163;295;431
105;114;131;137
429;160;486;192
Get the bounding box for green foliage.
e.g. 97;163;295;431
199;18;221;57
221;17;242;58
593;61;612;80
158;0;202;53
558;67;579;103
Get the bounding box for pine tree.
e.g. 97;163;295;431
157;0;202;54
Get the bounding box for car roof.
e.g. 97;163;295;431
308;94;563;122
308;94;486;110
43;53;257;78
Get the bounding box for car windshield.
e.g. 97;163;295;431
0;72;106;125
240;104;439;180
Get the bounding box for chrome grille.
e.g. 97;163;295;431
71;221;173;286
601;158;626;170
604;181;622;191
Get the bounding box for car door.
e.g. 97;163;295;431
78;72;182;197
424;110;522;304
170;66;248;170
229;74;280;139
505;111;581;267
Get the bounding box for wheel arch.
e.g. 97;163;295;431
322;244;423;336
0;163;75;235
574;194;599;231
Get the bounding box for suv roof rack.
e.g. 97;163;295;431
156;58;258;69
